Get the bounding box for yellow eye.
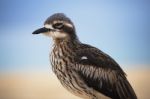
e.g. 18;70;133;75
53;23;64;29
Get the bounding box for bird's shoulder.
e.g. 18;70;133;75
74;43;124;72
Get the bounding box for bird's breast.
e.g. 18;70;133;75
50;44;75;74
50;47;94;98
50;45;75;85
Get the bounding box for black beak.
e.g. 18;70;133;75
32;27;51;34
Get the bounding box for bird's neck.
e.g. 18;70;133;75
53;35;80;45
53;38;81;51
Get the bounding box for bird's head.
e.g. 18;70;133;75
32;13;77;41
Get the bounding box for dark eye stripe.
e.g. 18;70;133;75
53;23;64;29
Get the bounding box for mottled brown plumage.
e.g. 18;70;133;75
33;13;137;99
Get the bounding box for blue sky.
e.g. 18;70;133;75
0;0;150;72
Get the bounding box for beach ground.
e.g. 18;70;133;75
0;68;149;99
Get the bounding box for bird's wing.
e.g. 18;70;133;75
73;44;137;99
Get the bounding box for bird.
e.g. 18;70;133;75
32;13;137;99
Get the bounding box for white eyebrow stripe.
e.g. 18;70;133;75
65;23;73;28
53;20;63;24
44;24;54;29
44;22;73;30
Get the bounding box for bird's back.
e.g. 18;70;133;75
74;44;137;99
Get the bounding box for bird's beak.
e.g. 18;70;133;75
32;27;51;34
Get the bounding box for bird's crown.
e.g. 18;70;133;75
44;13;74;30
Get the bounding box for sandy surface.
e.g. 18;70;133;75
0;69;150;99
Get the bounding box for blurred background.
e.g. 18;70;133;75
0;0;150;99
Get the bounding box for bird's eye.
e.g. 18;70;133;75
53;23;64;29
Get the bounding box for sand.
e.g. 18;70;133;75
0;69;150;99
